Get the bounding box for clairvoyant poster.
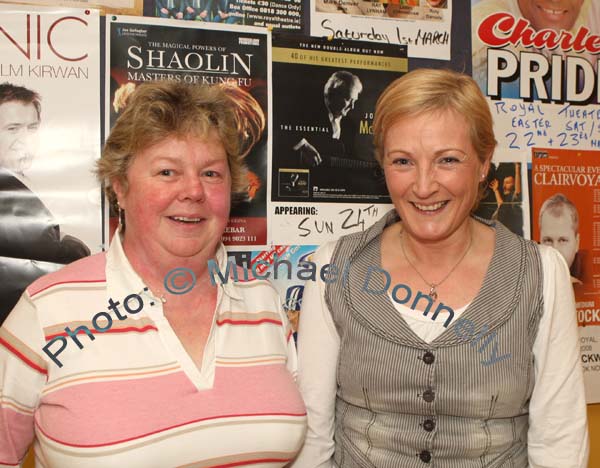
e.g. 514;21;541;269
107;15;270;246
532;147;600;403
0;4;102;324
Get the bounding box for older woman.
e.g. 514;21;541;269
292;69;588;467
0;82;306;467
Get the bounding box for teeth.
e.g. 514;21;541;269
541;7;564;14
172;216;202;222
414;201;446;211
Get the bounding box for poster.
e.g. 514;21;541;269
0;5;102;323
228;245;318;341
0;0;143;15
472;1;600;402
472;0;600;152
107;15;270;246
142;0;303;32
531;147;600;403
474;150;530;238
310;0;452;60
269;35;401;244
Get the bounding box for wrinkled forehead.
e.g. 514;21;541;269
540;210;577;234
0;101;40;127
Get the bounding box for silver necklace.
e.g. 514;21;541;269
400;228;473;301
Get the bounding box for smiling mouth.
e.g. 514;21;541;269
169;216;204;224
538;5;567;16
412;201;448;212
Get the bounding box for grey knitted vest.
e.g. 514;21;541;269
325;210;543;468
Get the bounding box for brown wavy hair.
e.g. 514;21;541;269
97;81;265;209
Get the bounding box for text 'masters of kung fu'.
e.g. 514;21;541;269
106;15;269;246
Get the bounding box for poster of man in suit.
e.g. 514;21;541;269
0;5;102;324
271;35;407;204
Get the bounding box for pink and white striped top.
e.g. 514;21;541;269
0;234;307;468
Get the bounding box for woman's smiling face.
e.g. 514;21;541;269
383;110;489;243
113;131;231;262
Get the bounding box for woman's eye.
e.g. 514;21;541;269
437;156;461;165
392;158;412;166
159;169;173;176
204;170;219;178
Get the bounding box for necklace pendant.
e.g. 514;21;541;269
428;286;438;301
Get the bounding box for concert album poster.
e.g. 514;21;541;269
472;0;600;154
107;15;269;246
142;0;303;32
269;35;401;244
228;245;317;341
311;0;452;60
474;150;530;238
531;147;600;403
0;0;143;15
0;5;102;324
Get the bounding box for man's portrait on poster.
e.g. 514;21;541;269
0;83;90;324
292;70;362;168
539;193;583;284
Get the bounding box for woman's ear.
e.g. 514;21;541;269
481;153;493;180
112;178;127;210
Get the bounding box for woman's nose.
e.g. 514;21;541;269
412;164;438;198
180;174;206;202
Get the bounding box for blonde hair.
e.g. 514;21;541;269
373;68;496;165
97;81;265;209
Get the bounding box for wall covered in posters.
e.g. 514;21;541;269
1;0;599;465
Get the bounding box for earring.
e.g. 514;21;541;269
117;202;125;230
